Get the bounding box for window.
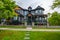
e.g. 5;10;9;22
31;11;35;15
45;17;47;20
20;10;23;14
17;10;20;13
39;17;41;20
28;8;31;11
40;10;43;14
18;17;20;21
24;11;28;16
36;10;38;13
39;10;41;13
35;10;43;14
36;10;41;14
42;18;45;20
16;10;20;13
13;16;18;20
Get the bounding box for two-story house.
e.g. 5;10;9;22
14;6;47;25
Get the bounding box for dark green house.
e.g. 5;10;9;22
14;6;47;26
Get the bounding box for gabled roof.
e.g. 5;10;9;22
14;5;23;10
15;5;45;11
35;6;45;10
28;6;32;9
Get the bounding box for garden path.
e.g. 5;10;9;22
0;28;60;31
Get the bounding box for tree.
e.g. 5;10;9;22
48;12;60;26
52;0;60;9
48;13;51;17
0;0;17;19
48;0;60;26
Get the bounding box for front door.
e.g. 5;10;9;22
27;16;32;25
27;13;33;25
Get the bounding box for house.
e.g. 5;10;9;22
13;6;47;26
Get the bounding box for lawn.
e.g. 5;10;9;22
0;30;26;40
30;31;60;40
0;25;26;28
32;26;60;29
0;30;60;40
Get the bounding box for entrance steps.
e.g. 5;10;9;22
26;25;32;30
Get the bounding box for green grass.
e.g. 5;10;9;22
0;30;60;40
30;31;60;40
0;25;26;28
0;25;60;29
32;26;60;29
0;30;26;40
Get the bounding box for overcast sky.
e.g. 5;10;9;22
14;0;60;14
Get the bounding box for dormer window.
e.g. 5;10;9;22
28;6;32;11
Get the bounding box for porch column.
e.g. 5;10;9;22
24;16;27;26
32;16;35;26
46;17;49;28
32;22;34;26
25;22;27;26
37;16;39;26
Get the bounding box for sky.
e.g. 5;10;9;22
14;0;60;14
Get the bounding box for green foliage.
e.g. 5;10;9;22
50;0;60;25
48;12;60;26
0;0;16;19
52;0;60;9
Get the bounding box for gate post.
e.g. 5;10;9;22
25;22;27;26
32;22;34;26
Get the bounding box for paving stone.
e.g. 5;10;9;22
24;31;30;40
26;27;32;30
26;32;30;34
24;37;30;40
25;34;30;37
25;33;30;35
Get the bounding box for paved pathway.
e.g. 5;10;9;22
0;28;60;31
24;31;30;40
